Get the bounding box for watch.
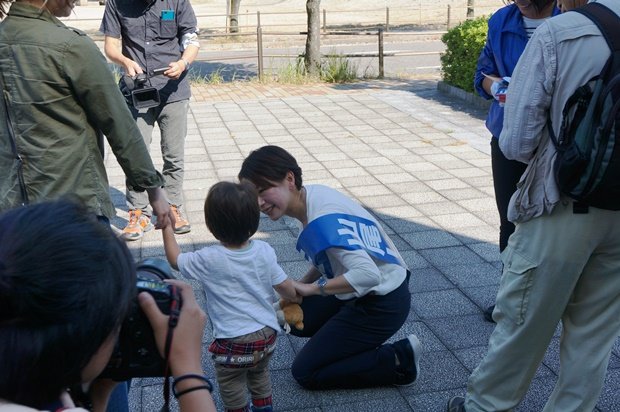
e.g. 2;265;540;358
316;277;328;296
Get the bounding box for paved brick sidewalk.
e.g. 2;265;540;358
103;79;620;412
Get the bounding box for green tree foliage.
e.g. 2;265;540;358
440;16;488;92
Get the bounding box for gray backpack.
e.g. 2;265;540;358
551;2;620;210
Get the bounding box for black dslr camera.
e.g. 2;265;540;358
119;68;167;109
100;258;182;381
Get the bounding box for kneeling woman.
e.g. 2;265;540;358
239;145;421;389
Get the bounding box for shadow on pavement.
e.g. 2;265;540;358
118;207;620;412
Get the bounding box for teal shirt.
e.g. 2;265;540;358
0;2;163;218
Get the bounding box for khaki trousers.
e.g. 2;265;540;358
466;198;620;412
213;327;275;410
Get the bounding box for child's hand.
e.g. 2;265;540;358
161;224;180;270
282;282;303;304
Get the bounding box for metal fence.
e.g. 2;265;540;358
198;5;497;34
187;4;498;80
201;28;446;80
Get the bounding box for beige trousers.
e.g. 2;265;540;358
213;327;276;410
466;198;620;411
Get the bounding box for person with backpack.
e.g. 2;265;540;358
447;0;620;411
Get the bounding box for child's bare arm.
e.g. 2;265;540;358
274;278;299;303
162;226;181;270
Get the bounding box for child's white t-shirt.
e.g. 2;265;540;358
177;240;287;338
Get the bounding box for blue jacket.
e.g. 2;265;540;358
474;3;560;138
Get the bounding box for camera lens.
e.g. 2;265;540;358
136;258;172;281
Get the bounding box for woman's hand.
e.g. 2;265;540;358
293;280;319;297
274;278;302;303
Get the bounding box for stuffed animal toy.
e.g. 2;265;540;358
273;299;304;332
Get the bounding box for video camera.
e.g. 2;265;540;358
119;67;168;110
100;258;182;381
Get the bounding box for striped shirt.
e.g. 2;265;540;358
522;15;548;38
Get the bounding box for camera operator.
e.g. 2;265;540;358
0;199;215;412
100;0;200;241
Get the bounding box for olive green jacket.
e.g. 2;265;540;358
0;3;163;218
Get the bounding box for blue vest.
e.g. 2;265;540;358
296;213;403;278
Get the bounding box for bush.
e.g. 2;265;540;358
440;16;489;93
320;54;358;83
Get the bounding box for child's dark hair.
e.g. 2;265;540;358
238;145;303;190
0;199;136;408
204;181;260;246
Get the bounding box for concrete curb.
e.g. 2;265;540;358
437;80;491;111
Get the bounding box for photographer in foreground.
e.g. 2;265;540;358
0;200;215;412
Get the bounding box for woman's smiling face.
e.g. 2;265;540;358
252;172;297;221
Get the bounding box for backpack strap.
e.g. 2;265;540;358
575;2;620;52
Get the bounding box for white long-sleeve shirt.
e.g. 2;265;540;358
300;185;408;299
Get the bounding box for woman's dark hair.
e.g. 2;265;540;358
204;181;260;246
0;199;136;408
238;145;303;191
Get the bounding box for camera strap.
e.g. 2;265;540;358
161;284;181;412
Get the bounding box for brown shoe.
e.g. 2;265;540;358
171;205;191;234
122;209;153;241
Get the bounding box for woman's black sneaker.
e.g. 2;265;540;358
393;334;422;386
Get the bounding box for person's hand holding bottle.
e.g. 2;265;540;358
491;77;511;106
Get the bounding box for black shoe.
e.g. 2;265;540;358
393;334;422;386
446;396;465;412
483;304;496;323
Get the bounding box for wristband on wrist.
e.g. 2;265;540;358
172;373;213;398
174;384;212;398
181;58;190;71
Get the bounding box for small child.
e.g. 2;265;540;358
162;181;298;412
